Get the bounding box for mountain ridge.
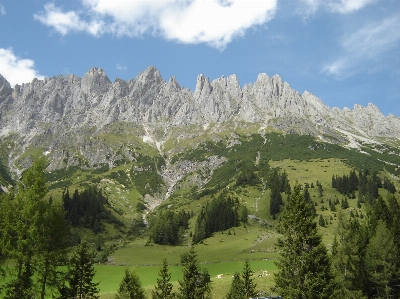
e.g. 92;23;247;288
0;66;399;177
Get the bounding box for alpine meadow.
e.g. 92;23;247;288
0;67;399;299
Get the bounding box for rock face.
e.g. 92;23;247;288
0;66;399;173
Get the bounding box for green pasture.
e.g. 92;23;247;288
95;259;278;299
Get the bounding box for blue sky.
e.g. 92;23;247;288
0;0;399;116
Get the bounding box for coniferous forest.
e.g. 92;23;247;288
0;156;400;298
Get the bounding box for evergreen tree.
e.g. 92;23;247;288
319;214;326;227
225;272;244;299
59;242;99;299
317;181;323;198
340;197;349;209
178;247;211;299
386;195;400;297
1;157;61;299
303;183;315;213
152;259;175;299
269;169;284;216
365;221;398;298
242;261;258;298
241;206;249;224
331;211;367;298
270;182;282;216
36;201;69;299
274;184;333;299
115;269;145;299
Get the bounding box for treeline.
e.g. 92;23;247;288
62;186;124;232
332;169;396;199
192;194;241;244
149;210;191;245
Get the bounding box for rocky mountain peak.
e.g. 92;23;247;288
81;67;111;95
0;75;12;99
167;76;180;90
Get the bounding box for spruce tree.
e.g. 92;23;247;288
225;272;244;299
115;269;145;299
36;201;69;299
331;211;367;298
242;260;258;298
59;242;99;299
274;184;333;299
178;247;211;299
1;157;69;299
365;221;399;298
152;259;175;299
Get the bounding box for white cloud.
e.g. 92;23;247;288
299;0;377;15
34;3;105;36
0;48;45;86
0;4;6;16
327;0;377;14
323;16;400;77
35;0;277;49
116;64;127;71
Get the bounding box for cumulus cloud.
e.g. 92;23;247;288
323;16;400;77
0;48;45;86
300;0;377;15
34;3;105;36
34;0;277;49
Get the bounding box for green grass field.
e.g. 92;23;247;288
95;259;278;299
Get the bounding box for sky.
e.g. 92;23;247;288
0;0;399;116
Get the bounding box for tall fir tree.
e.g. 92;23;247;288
6;157;48;299
225;272;244;299
59;242;99;299
115;269;145;299
274;184;333;299
178;247;211;299
152;259;175;299
36;201;69;299
365;221;399;299
331;211;367;298
242;261;258;299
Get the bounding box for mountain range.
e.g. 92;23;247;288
0;66;399;200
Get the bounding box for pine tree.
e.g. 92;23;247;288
225;272;244;299
274;184;333;299
319;214;326;227
178;247;211;299
270;169;283;216
59;242;99;299
1;157;58;299
36;201;69;299
152;259;175;299
365;221;398;298
242;261;258;298
331;210;367;298
317;181;323;198
115;269;145;299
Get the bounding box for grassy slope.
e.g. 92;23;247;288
2;126;400;298
95;156;399;298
